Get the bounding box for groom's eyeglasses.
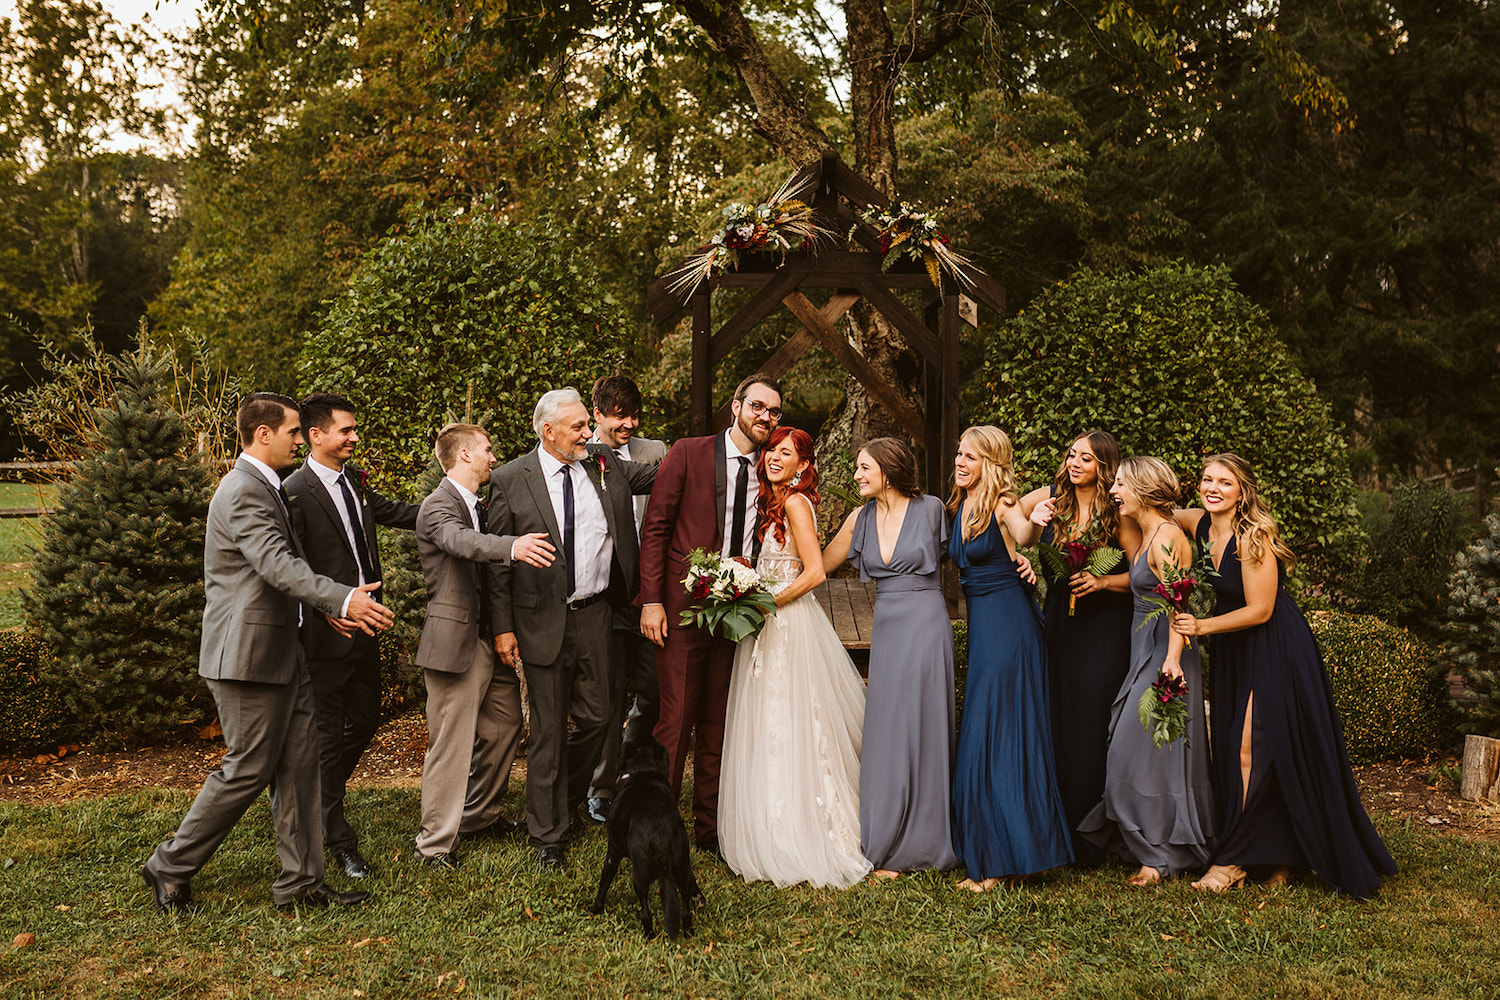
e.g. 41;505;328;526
741;399;783;421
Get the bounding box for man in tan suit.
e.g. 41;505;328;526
412;423;555;869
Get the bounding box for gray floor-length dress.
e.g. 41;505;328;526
849;494;961;872
1077;537;1214;876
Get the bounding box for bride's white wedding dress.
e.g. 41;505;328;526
719;495;872;889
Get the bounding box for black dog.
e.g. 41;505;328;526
589;736;701;939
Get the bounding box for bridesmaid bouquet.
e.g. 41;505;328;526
1137;540;1218;647
678;548;779;642
1036;520;1123;615
1138;671;1192;749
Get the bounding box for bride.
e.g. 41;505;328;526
719;427;872;889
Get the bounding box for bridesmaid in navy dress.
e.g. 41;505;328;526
1020;431;1140;864
823;438;958;877
1172;454;1396;897
947;425;1073;890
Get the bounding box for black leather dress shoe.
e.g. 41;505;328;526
585;796;611;823
333;848;372;879
694;837;722;859
463;818;525;840
412;850;462;870
141;865;194;915
276;883;369;911
537;845;566;870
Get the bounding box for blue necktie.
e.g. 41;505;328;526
560;465;576;600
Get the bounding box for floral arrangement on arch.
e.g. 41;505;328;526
864;201;979;290
666;174;838;300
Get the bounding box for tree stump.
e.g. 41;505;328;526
1459;734;1500;801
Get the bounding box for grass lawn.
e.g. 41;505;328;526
0;482;53;511
0;788;1495;999
0;516;39;628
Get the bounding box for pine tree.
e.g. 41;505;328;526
26;341;215;745
1444;512;1500;737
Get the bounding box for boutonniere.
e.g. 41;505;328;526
585;442;611;491
354;468;370;492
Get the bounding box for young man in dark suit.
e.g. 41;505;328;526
141;393;393;913
638;373;781;853
284;392;420;879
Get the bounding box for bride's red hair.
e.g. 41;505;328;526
756;426;820;546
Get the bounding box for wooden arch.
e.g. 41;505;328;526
646;152;1006;490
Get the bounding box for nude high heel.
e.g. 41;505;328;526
1191;865;1248;892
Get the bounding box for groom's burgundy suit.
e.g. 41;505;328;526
637;431;754;844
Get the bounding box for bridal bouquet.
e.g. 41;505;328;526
1138;670;1191;749
1136;540;1218;647
678;548;779;642
1035;518;1123;615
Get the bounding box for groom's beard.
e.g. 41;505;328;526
736;412;774;447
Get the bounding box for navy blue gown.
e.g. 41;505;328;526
950;510;1073;879
1195;519;1397;898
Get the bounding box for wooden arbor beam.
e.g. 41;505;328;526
713;292;860;428
781;291;925;441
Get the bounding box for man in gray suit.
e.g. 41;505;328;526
583;375;668;823
412;423;556;869
141;392;394;913
487;388;656;868
284;392;420;880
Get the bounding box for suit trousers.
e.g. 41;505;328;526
146;670;324;904
521;600;613;847
653;623;736;843
415;640;523;856
588;604;661;800
308;630;382;852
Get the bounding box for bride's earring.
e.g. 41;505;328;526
790;471;803;487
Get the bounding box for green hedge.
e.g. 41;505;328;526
0;627;72;752
1310;611;1449;762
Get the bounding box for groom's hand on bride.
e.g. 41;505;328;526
640;603;667;648
494;632;521;669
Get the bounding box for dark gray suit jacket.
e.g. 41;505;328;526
284;459;420;660
414;478;520;673
199;458;351;685
486;446;656;666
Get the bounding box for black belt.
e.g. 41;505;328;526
567;593;606;612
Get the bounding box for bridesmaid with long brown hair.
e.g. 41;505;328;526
1020;431;1140;864
1172;454;1396;897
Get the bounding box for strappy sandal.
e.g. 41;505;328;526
1191;865;1248;892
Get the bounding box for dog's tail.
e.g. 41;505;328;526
660;867;683;939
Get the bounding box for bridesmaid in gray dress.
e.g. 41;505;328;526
824;438;960;877
1075;456;1214;885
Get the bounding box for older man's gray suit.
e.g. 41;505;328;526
413;478;523;858
145;458;351;904
487;446;655;848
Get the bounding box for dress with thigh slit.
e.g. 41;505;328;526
1194;518;1396;898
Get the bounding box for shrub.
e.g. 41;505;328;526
1309;611;1448;762
0;628;71;752
299;210;631;500
1442;512;1500;737
25;342;215;746
970;263;1362;586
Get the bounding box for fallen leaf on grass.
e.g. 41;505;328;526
199;720;222;740
13;932;35;949
55;904;70;912
1159;934;1174;941
524;906;535;920
352;937;373;948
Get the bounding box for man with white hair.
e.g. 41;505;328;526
486;388;657;869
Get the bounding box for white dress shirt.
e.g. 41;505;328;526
721;429;759;559
445;475;484;530
537;446;613;601
308;455;368;586
241;452;352;621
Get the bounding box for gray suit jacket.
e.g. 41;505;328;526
487;446;656;666
199;458;352;685
414;477;520;673
284;459;420;660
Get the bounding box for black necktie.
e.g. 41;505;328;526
560;465;576;600
276;484;292;516
729;456;750;558
337;473;377;590
474;497;488;531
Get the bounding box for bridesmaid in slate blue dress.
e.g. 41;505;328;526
1020;430;1140;865
946;426;1073;890
1172;454;1396;898
1077;456;1214;885
824;438;959;877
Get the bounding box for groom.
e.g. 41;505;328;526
638;373;782;853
